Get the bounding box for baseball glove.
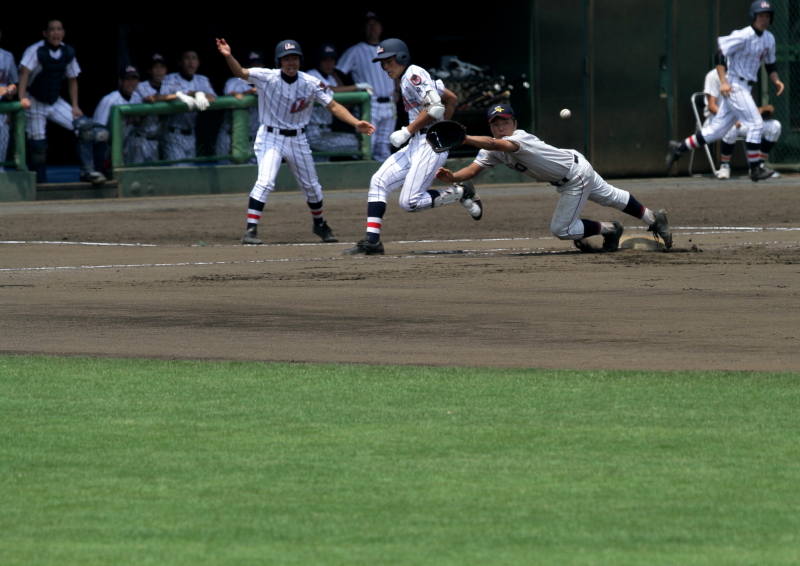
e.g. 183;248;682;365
426;121;467;153
760;104;775;120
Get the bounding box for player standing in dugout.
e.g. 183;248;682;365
666;0;784;181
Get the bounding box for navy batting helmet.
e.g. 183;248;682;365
371;38;410;65
749;0;774;23
275;39;304;67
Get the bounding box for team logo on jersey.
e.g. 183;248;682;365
285;42;296;50
410;75;422;86
290;97;310;114
318;81;329;91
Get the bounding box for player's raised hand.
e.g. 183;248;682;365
216;38;232;57
435;167;455;183
355;121;376;135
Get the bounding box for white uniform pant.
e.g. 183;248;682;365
370;100;396;162
0;118;9;170
368;133;447;212
24;95;74;140
126;135;159;164
162;130;195;164
551;152;631;240
250;126;322;204
722;118;781;145
700;77;763;144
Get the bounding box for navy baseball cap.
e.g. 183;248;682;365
119;64;140;79
317;43;338;61
148;53;167;68
365;11;381;22
248;50;265;65
487;104;515;122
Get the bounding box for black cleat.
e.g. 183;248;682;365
602;221;624;252
342;239;384;255
241;227;263;245
458;180;483;220
750;164;775;182
648;209;672;250
81;171;106;186
312;221;339;242
666;140;681;173
574;238;593;253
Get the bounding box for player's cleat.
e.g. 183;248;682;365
771;170;781;178
81;171;106;185
342;239;384;255
750;164;775;182
312;221;339;243
601;221;624;252
458;180;483;220
241;227;263;245
716;164;731;179
573;238;593;253
648;209;672;250
665;140;681;173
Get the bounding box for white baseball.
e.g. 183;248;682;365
560;108;571;120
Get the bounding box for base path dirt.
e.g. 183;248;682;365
2;175;799;371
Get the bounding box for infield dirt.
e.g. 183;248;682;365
2;175;799;371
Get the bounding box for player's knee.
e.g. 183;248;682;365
550;221;574;240
93;126;110;144
764;120;781;141
73;116;95;143
398;196;421;213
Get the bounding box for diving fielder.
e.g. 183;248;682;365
216;38;375;245
667;0;784;182
343;38;481;256
436;105;673;252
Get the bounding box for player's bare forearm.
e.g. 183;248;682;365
716;65;730;96
406;112;433;135
435;162;483;184
707;95;719;115
67;78;82;117
463;135;519;153
217;38;249;80
442;88;457;121
17;67;30;100
326;100;375;134
769;71;785;96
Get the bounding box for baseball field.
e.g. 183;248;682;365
2;174;799;564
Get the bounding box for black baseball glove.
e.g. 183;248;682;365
426;121;467;153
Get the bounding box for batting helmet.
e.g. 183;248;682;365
371;38;410;65
275;39;304;67
749;0;774;23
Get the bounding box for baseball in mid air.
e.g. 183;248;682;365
560;108;571;120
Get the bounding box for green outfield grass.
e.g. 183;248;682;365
1;356;799;565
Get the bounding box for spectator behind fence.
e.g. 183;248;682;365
92;65;142;171
17;19;105;184
160;49;216;165
131;53;168;164
336;12;396;162
306;44;363;163
0;26;20;171
216;50;262;164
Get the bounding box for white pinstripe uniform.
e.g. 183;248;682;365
215;77;259;162
698;26;775;145
703;69;781;145
19;40;81;140
336;41;395;161
93;89;143;165
368;65;446;212
246;67;333;206
305;69;360;161
161;72;216;162
0;47;19;169
475;130;630;239
130;80;164;163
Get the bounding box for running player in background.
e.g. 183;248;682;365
336;12;395;161
216;38;375;245
17;18;105;184
306;44;364;162
0;26;19;171
343;38;479;256
666;0;784;182
436;105;673;252
160;49;216;164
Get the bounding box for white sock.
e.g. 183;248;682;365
599;222;617;234
641;208;656;226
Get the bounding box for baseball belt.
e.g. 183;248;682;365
267;126;305;136
168;127;193;135
376;97;392;103
550;154;580;187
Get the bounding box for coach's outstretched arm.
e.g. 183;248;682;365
325;101;375;135
216;39;249;81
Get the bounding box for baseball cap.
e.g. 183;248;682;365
365;11;381;22
317;43;338;61
119;64;140;79
487;104;515;122
148;53;167;68
248;50;265;65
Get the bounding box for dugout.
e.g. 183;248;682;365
2;0;793;189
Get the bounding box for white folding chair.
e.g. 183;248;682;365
687;92;718;176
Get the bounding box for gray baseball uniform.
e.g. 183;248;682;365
0;47;19;169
